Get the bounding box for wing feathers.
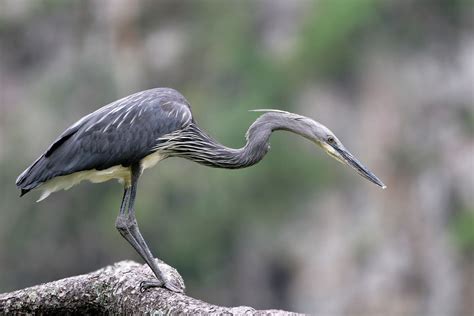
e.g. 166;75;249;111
17;88;193;194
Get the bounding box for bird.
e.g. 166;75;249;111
16;87;386;293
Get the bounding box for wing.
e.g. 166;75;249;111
16;88;193;191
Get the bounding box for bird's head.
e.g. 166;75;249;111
252;109;386;189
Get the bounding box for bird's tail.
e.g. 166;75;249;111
16;155;48;196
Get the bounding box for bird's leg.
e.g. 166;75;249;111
115;182;169;291
115;187;145;257
115;163;184;293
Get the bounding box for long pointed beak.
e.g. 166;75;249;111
334;146;386;189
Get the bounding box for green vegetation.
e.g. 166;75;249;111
450;209;474;255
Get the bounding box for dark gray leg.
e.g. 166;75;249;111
115;187;144;258
115;163;183;293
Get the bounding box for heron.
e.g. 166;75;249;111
16;87;385;292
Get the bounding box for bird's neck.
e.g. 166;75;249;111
159;118;274;169
160;112;311;169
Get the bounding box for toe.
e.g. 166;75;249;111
139;280;163;292
164;278;185;293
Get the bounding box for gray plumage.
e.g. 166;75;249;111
16;87;385;292
17;88;193;193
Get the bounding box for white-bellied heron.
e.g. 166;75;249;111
16;87;385;292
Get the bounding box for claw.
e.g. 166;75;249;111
139;278;184;293
140;280;162;292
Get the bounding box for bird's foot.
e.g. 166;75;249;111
139;260;185;293
140;277;184;293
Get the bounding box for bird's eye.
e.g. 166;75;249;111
327;136;335;144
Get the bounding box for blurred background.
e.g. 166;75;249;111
0;0;473;315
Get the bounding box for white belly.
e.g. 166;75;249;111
36;151;164;202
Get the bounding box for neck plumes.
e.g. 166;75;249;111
158;112;299;169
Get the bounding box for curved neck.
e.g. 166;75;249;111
159;112;305;169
